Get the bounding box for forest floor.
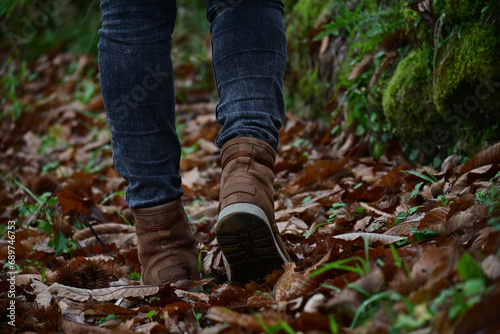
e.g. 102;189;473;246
1;53;500;333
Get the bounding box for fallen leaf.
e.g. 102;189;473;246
461;141;500;174
48;282;159;302
274;250;332;302
481;255;500;280
206;307;266;332
333;232;406;245
29;279;53;307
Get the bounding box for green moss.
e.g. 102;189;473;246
382;48;434;138
285;0;334;39
434;22;500;115
433;0;485;23
401;5;433;43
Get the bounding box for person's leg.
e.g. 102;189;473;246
207;0;290;285
98;0;181;209
208;0;287;151
98;0;199;284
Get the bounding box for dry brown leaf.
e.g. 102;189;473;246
15;274;42;286
273;249;332;302
73;223;135;241
48;282;159;302
61;318;111;333
83;303;137;317
453;164;500;194
57;189;109;223
30;279;53;307
359;202;394;218
418;206;450;230
443;212;476;235
461;141;500;174
348;54;373;80
325;268;385;318
292;157;349;190
354;216;372;231
410;245;443;287
453;285;500;334
78;232;136;249
206;307;267;332
481;255;500;280
384;220;421;236
57;189;91;215
175;289;210;303
63;171;95;198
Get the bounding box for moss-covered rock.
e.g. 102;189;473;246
383;0;500;161
434;22;500;115
382;48;435;138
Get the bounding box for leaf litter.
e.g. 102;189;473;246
1;53;500;333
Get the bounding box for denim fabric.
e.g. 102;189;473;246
98;0;286;208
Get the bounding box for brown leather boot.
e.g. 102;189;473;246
217;137;291;285
132;198;200;285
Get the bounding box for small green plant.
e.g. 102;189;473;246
77;144;112;174
431;253;489;320
48;232;78;255
311;257;370;278
402;170;439;184
41;160;60;176
14;180;58;233
256;315;296;334
14;180;78;255
198;250;209;273
351;290;402;328
437;194;453;206
38;125;69;155
391;301;433;333
411;181;425;198
128;272;141;281
98;314;116;325
0;58;35;122
181;141;200;158
475;172;500;232
75;74;99;105
394;205;423;225
409;227;440;242
328;314;339;334
389;244;402;268
115;211;132;226
310;238;371;279
193;309;204;328
146;296;161;304
99;190;126;206
327;202;349;223
302;195;313;204
145;310;157;321
307;202;349;236
253;290;273;299
3;262;21;273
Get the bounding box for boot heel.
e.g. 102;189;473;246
216;203;287;285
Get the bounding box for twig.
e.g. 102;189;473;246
78;214;116;258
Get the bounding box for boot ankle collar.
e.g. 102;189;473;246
222;150;274;171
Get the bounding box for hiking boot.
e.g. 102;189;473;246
216;137;290;285
132;198;200;285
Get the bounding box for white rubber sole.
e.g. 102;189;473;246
216;202;288;284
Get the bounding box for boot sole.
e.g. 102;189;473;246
216;203;288;285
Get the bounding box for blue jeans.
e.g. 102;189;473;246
98;0;287;209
